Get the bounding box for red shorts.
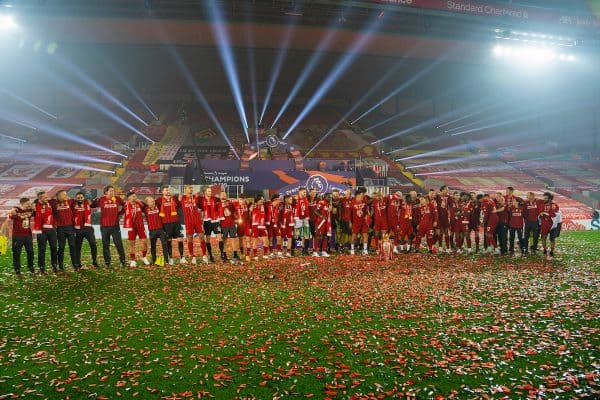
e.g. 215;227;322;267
185;220;204;237
454;220;468;234
486;222;498;234
315;221;329;237
252;226;268;238
437;216;449;230
280;226;294;239
417;224;434;238
127;227;147;240
237;221;251;237
373;218;388;232
351;219;369;235
540;220;553;236
469;221;480;231
268;225;281;238
399;221;413;237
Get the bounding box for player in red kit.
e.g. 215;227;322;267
539;192;559;260
307;188;318;252
73;191;99;269
398;194;413;253
123;192;149;267
52;190;79;271
92;185;126;269
350;189;369;255
494;193;509;255
407;191;420;250
143;196;168;265
414;196;437;253
6;198;34;276
267;194;284;257
312;194;331;257
329;189;342;253
155;185;183;266
453;193;472;253
219;190;242;263
294;187;310;255
481;194;499;254
237;196;253;261
523;192;543;255
386;192;402;253
504;186;523;206
371;192;388;253
180;185;207;264
339;189;353;253
468;193;482;253
280;195;295;257
507;198;525;256
435;186;453;253
200;187;222;262
251;194;269;260
33;191;57;273
449;191;461;249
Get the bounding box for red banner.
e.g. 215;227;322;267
368;0;600;30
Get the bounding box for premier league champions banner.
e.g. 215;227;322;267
199;169;355;193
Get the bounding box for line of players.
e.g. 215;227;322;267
2;183;561;276
293;185;560;259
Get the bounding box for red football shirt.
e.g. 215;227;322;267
11;207;33;237
92;195;124;227
156;196;181;224
220;199;239;228
52;199;75;227
508;204;524;229
144;205;163;231
294;197;309;220
180;195;202;226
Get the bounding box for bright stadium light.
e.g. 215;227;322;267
495;29;576;47
492;44;576;65
0;15;17;30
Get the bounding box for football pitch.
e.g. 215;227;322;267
1;232;598;399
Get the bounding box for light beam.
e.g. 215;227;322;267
282;17;383;140
259;23;295;124
270;17;343;129
205;0;250;142
1;89;58;119
56;58;149;127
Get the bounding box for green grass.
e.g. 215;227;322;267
0;232;599;399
